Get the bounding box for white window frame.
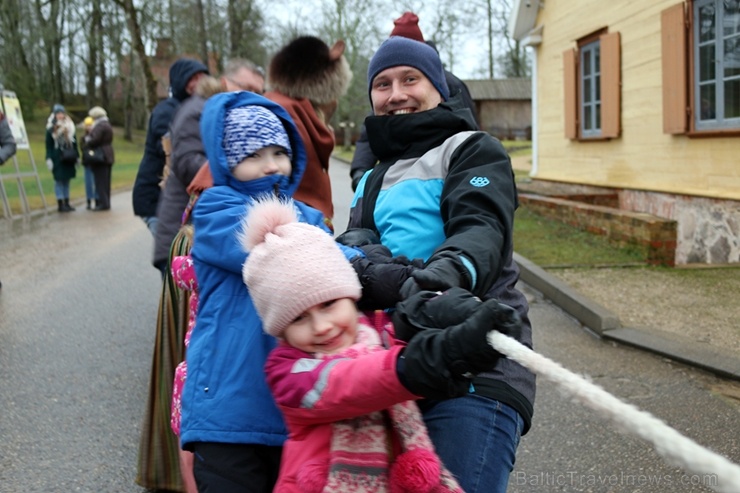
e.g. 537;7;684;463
580;40;602;137
693;0;740;130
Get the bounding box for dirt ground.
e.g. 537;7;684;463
510;155;740;354
549;267;740;352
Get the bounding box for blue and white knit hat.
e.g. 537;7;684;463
223;105;292;169
367;36;449;102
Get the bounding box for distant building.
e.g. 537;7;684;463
113;38;218;103
463;78;531;140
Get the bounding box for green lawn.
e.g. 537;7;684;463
1;118;147;214
513;207;645;267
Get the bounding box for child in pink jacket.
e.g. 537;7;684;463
241;197;522;493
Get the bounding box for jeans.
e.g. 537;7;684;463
83;166;97;201
141;215;158;236
420;394;523;493
54;180;70;199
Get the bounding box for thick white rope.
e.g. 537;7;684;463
487;331;740;493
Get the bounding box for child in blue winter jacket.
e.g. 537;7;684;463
179;90;332;492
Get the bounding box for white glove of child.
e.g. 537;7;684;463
46;158;53;171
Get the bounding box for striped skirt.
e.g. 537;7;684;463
135;230;192;491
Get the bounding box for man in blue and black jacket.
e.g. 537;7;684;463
344;36;536;493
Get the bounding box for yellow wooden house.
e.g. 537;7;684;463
509;0;740;264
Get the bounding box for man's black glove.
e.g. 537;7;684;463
349;244;424;310
398;294;522;400
400;251;473;299
393;287;484;342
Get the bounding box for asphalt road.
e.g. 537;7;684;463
0;159;737;492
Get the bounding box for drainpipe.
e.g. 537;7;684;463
530;48;538;177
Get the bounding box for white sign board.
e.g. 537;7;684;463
1;90;30;150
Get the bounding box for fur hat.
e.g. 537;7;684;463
241;197;361;337
390;12;425;42
88;106;107;119
368;36;450;101
223;105;292;169
268;36;353;105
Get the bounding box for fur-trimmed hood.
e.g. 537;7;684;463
268;36;352;105
46;113;77;147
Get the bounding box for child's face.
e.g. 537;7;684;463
231;145;291;181
283;298;359;355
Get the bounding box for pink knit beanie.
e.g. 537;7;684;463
241;196;362;337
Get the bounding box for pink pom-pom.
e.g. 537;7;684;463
390;449;441;493
296;460;329;493
240;196;298;251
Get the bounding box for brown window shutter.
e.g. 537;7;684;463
563;48;578;139
600;32;621;138
661;3;688;134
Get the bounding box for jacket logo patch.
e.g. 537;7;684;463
470;176;490;187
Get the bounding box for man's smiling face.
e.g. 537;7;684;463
370;66;443;116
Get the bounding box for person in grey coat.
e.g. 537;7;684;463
152;59;264;273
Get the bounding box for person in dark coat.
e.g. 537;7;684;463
84;106;115;211
0;111;16;166
45;104;79;212
349;12;479;191
0;110;16;291
132;58;209;236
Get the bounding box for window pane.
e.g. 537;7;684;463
700;4;716;43
583;50;591;75
584;105;592;130
724;37;740;77
700;84;717;120
595;103;601;130
700;45;716;81
584;77;592;102
725;79;740;118
594;47;601;75
596;74;601;101
723;1;740;37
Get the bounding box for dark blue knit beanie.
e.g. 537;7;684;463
367;36;449;102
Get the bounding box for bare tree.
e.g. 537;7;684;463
33;0;65;103
227;0;267;65
486;0;494;78
0;0;40;116
493;0;530;78
113;0;158;112
195;0;209;66
311;0;391;129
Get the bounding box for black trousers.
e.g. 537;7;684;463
191;442;282;493
92;164;112;209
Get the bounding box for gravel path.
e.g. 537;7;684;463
549;266;740;352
